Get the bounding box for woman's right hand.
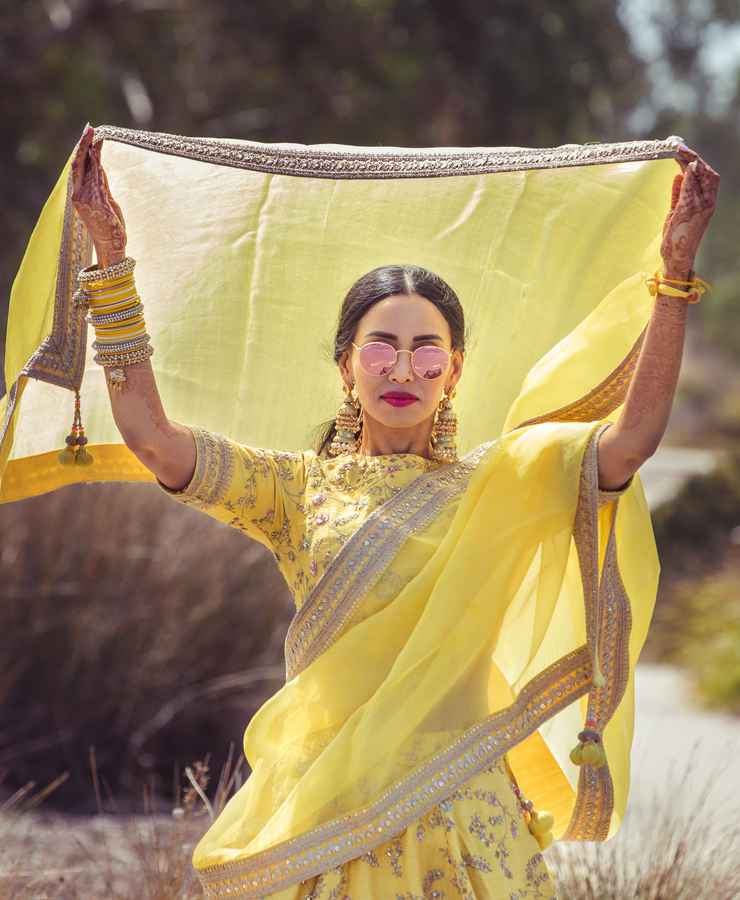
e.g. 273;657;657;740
71;124;128;268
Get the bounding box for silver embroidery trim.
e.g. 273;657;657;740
561;421;633;841
194;421;636;895
21;157;92;390
513;328;648;431
0;379;20;452
284;439;496;679
195;644;593;898
156;424;235;507
91;126;684;179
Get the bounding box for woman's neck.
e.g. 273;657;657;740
357;428;433;458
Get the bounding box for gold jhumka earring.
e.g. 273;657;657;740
328;383;363;456
429;387;458;463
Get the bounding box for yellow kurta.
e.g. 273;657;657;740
157;423;630;898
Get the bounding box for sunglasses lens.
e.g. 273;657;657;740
413;346;448;379
359;342;396;375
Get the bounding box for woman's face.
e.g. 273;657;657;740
338;293;463;452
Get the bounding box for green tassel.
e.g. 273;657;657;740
59;389;93;467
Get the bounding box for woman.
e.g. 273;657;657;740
70;125;718;899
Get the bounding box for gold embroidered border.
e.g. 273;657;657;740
512;329;647;430
0;379;22;450
284;439;495;680
155;424;236;508
21;158;93;391
195;644;593;899
561;422;632;840
90;126;684;179
21;124;677;412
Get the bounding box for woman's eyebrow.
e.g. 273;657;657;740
364;330;444;342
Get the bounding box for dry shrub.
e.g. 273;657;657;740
547;744;740;899
0;481;292;812
645;448;740;669
2;740;739;898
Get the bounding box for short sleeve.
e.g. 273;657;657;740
155;424;308;556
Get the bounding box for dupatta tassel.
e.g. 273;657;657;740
58;388;94;466
527;809;555;850
569;721;607;768
506;755;555;850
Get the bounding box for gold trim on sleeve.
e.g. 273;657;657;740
155;425;235;508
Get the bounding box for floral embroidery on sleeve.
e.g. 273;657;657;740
156;424;308;561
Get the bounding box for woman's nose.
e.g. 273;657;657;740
389;350;414;381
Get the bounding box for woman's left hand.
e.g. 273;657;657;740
660;147;720;280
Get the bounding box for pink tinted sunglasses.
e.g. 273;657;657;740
351;341;450;380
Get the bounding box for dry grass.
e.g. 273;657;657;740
1;743;738;899
0;743;244;899
548;746;740;899
0;481;292;813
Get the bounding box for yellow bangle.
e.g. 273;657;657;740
644;270;712;304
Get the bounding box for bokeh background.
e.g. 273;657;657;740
1;1;738;896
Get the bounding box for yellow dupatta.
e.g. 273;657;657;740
1;126;675;894
185;414;656;897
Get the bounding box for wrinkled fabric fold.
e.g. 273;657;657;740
2;127;685;498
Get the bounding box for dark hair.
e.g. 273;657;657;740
312;264;468;457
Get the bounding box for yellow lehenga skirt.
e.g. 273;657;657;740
266;758;556;900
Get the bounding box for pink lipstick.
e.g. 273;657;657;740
381;393;418;407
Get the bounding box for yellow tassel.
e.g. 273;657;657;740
527;810;554;850
581;741;607;767
570;720;606;767
529;809;554;835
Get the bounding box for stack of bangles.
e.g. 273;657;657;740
73;255;153;391
644;269;711;304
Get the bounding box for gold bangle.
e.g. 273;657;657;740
644;270;711;304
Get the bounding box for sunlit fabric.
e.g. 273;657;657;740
0;126;677;897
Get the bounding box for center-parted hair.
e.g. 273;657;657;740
312;264;467;457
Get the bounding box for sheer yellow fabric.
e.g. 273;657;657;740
1;127;673;897
2;127;683;498
155;421;634;897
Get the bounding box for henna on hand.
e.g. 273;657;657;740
660;150;719;279
71;126;127;265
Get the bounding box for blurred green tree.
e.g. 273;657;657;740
2;0;650;394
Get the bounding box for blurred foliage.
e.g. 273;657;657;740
644;447;740;673
651;448;740;581
0;0;737;382
1;0;650;383
673;556;740;714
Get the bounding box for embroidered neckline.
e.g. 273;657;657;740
327;451;442;467
350;452;439;464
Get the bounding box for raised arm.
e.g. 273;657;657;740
597;148;719;491
70;125;194;490
101;358;196;491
